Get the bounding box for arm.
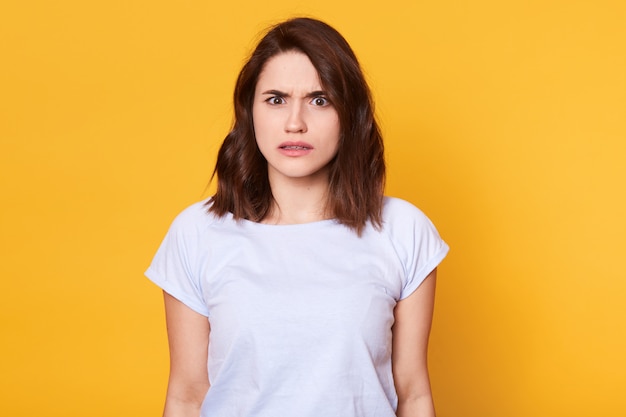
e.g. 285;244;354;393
162;291;211;417
392;268;438;417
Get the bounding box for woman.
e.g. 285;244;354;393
147;17;448;417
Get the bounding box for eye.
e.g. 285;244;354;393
265;96;285;105
311;96;330;107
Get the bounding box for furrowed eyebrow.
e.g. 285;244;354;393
305;90;327;98
261;89;290;97
260;89;327;98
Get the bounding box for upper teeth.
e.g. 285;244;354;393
284;146;307;149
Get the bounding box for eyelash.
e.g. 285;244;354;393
264;96;331;106
311;97;329;106
266;96;286;105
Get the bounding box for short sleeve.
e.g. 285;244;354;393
145;203;210;316
384;198;449;300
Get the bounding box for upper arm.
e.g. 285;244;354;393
392;268;437;410
163;291;210;412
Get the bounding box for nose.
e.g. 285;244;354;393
284;102;307;133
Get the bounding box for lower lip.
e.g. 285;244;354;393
278;147;313;157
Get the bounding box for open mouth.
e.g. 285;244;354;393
280;145;311;150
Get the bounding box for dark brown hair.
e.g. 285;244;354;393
208;17;385;234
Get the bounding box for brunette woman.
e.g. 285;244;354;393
147;17;448;417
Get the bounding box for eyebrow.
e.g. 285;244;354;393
261;89;327;98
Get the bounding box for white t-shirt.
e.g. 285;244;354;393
146;196;449;417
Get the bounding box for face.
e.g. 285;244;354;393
252;51;340;186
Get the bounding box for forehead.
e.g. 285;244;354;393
255;51;322;91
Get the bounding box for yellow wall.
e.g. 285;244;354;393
1;1;624;416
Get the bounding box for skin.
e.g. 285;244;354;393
393;269;438;417
162;293;210;417
162;51;437;417
251;51;341;224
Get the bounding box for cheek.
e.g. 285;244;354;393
251;105;260;132
252;108;268;142
328;116;341;147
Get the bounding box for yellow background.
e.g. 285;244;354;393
1;0;625;416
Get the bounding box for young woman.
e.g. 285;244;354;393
146;17;449;417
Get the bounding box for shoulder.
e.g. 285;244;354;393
381;196;434;228
379;196;445;253
380;197;449;298
168;198;224;236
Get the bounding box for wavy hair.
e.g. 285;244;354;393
208;17;385;235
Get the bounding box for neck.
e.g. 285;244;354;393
263;171;332;225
